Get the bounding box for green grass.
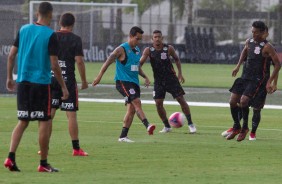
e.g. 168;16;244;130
79;62;282;88
1;96;282;184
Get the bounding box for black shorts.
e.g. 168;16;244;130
51;78;78;111
249;80;267;109
116;80;140;104
229;78;262;98
17;82;51;121
153;77;185;99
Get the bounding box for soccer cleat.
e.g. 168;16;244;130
226;128;241;140
237;128;249;142
73;149;89;156
118;137;134;143
221;127;234;137
4;158;20;172
188;124;197;134
159;127;172;133
249;132;256;141
38;164;59;172
147;124;156;135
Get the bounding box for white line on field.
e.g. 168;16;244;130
78;98;282;109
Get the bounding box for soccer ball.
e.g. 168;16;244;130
169;112;185;128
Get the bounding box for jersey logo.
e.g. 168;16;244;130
17;111;28;118
260;42;265;46
30;111;44;119
161;52;167;60
150;47;155;51
254;46;261;54
131;65;138;71
61;102;74;110
163;46;168;51
129;88;136;95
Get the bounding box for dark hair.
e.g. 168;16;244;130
38;2;53;17
60;12;75;27
252;21;266;32
153;30;162;35
129;26;144;36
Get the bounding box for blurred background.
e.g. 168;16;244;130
1;0;282;92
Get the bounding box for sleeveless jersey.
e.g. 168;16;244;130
17;24;54;84
149;44;176;81
52;31;84;82
114;42;141;85
241;39;268;80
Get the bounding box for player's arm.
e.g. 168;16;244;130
76;56;88;90
169;45;185;83
49;33;69;100
75;37;88;90
265;44;281;93
92;46;123;86
6;46;18;92
139;47;150;66
139;47;150;87
232;39;248;77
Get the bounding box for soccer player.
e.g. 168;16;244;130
48;12;89;156
4;2;69;172
139;30;196;134
92;26;156;143
226;21;280;141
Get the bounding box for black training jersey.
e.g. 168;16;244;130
241;39;268;80
53;30;84;82
149;44;176;81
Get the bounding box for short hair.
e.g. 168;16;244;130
153;30;162;35
252;21;266;32
129;26;144;36
60;12;75;27
38;2;53;17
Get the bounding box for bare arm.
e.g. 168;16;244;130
92;46;123;86
139;47;150;87
232;39;248;77
6;46;18;92
50;56;69;100
169;45;185;83
75;55;88;90
265;44;281;93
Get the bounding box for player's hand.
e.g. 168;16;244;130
81;81;89;90
92;76;101;86
6;79;16;92
144;77;150;88
268;84;277;94
61;87;69;100
266;82;273;94
178;74;185;83
232;67;239;77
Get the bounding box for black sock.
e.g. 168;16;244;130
72;140;80;150
238;108;242;121
40;159;48;167
251;109;261;133
231;107;241;129
163;119;171;128
142;119;149;128
8;152;15;162
120;127;129;138
241;106;249;129
185;114;193;125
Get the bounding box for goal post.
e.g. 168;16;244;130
29;1;138;62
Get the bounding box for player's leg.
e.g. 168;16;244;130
119;103;135;142
155;98;172;133
4;82;30;172
66;111;88;156
226;92;242;140
175;95;196;133
250;108;261;140
37;119;58;172
4;120;29;172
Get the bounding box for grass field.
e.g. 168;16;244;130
78;63;242;88
1;96;282;184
